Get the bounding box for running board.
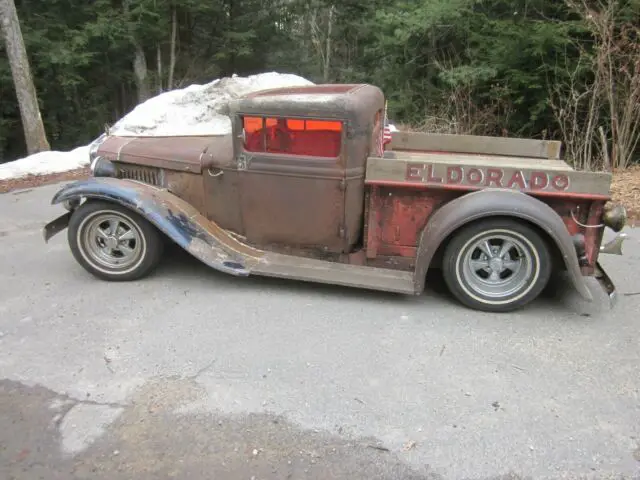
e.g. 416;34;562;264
251;252;417;294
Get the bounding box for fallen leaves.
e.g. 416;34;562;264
0;167;90;194
611;166;640;226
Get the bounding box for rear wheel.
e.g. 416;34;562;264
68;200;164;281
442;218;552;312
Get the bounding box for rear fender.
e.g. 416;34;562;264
414;189;593;301
46;177;264;276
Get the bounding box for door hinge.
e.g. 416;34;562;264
345;122;355;139
339;177;346;190
338;225;346;238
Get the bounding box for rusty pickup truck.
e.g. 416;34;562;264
43;83;628;312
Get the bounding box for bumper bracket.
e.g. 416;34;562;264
594;261;617;307
43;211;72;243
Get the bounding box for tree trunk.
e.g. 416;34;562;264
133;42;150;103
168;4;177;90
156;43;163;93
123;0;150;104
0;0;50;154
227;0;236;74
323;5;334;82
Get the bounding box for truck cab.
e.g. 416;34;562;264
43;83;628;313
219;83;383;255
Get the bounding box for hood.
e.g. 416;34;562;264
96;134;235;173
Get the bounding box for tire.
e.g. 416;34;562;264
67;200;164;281
442;218;552;312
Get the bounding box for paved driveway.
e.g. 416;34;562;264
1;182;639;479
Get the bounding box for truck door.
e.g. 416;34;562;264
201;135;244;234
238;115;348;253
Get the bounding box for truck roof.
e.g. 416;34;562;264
228;83;385;120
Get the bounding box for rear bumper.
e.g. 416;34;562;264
594;262;617;307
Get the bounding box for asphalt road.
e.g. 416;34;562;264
1;182;639;480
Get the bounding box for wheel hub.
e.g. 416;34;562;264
104;236;119;250
489;257;503;273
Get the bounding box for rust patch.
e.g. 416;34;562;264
371;187;461;257
164;171;206;216
584;201;605;272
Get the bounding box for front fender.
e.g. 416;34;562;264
414;189;593;302
47;177;264;276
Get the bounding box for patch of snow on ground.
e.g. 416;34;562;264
109;72;314;137
0;72;313;180
0;145;90;181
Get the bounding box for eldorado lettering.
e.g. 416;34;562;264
405;163;570;192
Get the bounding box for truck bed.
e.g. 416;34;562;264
385;150;574;172
388;131;563;160
366;131;611;199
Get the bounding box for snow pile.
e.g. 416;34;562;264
109;72;314;137
0;72;313;181
0;145;90;181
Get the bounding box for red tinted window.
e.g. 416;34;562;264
243;116;264;151
242;116;342;158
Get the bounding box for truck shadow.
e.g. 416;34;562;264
158;243;453;307
157;243;602;317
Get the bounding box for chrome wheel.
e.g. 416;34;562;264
68;201;164;282
77;211;146;274
459;231;536;302
443;219;552;312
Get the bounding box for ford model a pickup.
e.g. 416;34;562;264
43;83;628;312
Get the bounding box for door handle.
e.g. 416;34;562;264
207;167;224;177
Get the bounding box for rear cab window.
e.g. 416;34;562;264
242;116;343;158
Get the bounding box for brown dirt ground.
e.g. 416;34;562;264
0;167;90;194
610;166;640;227
1;164;638;226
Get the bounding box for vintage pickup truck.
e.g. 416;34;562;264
43;83;628;312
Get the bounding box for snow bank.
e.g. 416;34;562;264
1;72;313;181
0;145;90;181
109;72;314;137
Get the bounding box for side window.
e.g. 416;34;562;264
242;116;343;158
243;116;264;152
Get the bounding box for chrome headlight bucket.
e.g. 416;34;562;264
62;197;81;211
89;155;100;173
603;203;627;232
90;156;118;178
88;133;107;164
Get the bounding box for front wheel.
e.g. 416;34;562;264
442;218;552;312
68;200;164;281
